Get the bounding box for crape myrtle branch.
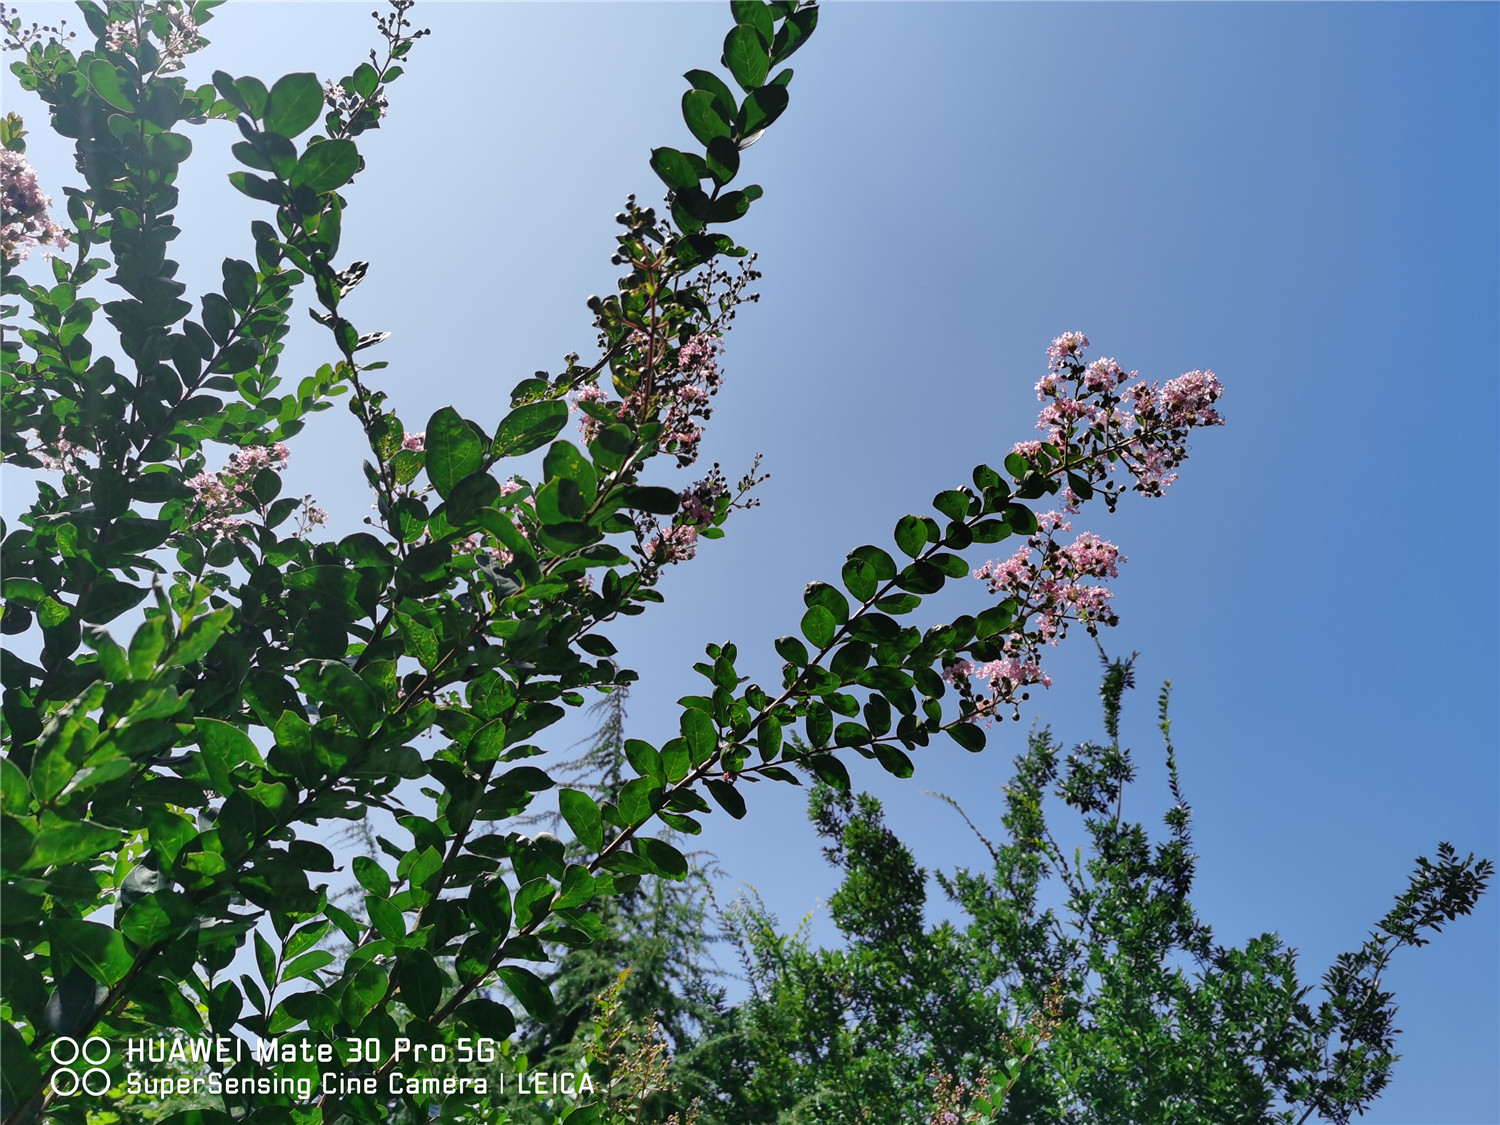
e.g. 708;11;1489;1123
394;337;1228;1074
3;3;831;1121
1;3;1230;1123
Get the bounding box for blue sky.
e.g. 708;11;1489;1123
5;3;1496;1121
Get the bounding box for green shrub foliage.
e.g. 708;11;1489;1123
3;2;1424;1124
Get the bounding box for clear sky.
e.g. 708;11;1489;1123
5;3;1497;1122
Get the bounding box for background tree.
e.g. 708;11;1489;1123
655;657;1490;1125
2;2;1232;1123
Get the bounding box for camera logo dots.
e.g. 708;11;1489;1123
49;1037;112;1096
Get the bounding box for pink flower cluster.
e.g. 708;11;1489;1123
678;472;727;529
459;532;513;567
185;444;291;539
659;332;723;463
958;332;1224;717
1;150;69;261
570;383;609;442
648;523;699;564
401;431;425;452
957;516;1128;717
614;329;725;466
105;6;203;69
1017;331;1225;504
974;525;1125;645
33;438;86;473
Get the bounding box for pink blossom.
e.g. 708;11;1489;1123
1084;357;1127;390
33;439;86;473
1060;532;1123;578
402;431;425;452
1012;440;1043;460
680;493;713;527
976;657;1050;690
499;479;523;496
1158;369;1224;428
1046;332;1089;368
571;383;610;439
649;524;699;564
676;333;722;382
941;659;975;685
2;150;70;260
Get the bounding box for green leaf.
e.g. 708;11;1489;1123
365;895;406;941
264;73;323;138
618;778;661;826
282;949;335;984
705;135;741;185
775;635;810;666
681;89;732;147
684;68;738;122
805;701;832;748
1;1022;41;1117
456;997;516;1040
195;718;260;793
896;561;944;595
661;740;690;784
50;919;133;985
972;518;1012;544
425;406;486;499
739;84;789;136
804;753;850;791
626;839;684;884
119;890;192;947
295;659;381;737
894;515;928;558
88;59;135;110
874;745;915;778
731;0;775;43
80;578;148;624
651;146;700;190
341;960;388;1024
975;603;1014;638
771;5;818;65
514;876;555;929
757;715;782;762
469;873;512;938
703;779;747;819
619;485;680;515
25;816;121;871
1003;502;1039;536
800;605;837;650
495;400;568;459
723;24;771;91
558;789;603;852
1;758;31;815
352;855;391;898
681;708;718;766
841;557;878;602
553;864;596;910
933;489;972;522
291;139;359;194
543;440;598;503
803;581;850;624
498;965;555;1022
949;722;987;752
398;949;447;1019
624;738;664;785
